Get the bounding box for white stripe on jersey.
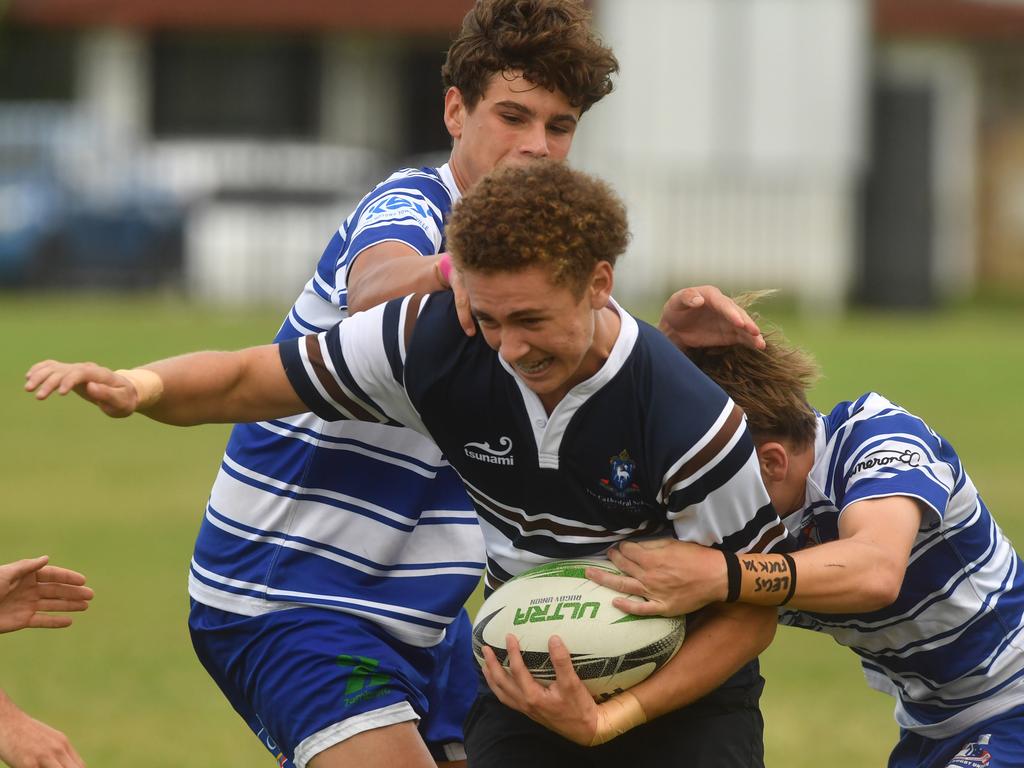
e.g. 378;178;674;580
255;420;441;479
657;399;735;505
459;476;650;543
201;498;481;579
188;560;459;648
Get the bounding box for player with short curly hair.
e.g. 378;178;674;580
446;159;629;294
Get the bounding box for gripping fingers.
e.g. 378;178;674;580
547;635;577;682
585;565;643;597
504;634;539;692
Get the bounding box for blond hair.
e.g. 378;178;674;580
687;294;820;448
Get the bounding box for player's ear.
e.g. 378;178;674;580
444;87;467;140
757;442;789;483
587;261;614;308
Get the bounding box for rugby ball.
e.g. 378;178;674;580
472;559;685;701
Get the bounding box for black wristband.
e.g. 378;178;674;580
779;553;798;606
723;549;741;603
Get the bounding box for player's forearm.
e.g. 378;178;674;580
727;541;905;613
137;345;303;426
629;602;775;722
347;254;447;312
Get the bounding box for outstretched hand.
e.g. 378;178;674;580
0;556;94;634
659;286;765;353
585;540;727;617
25;360;139;417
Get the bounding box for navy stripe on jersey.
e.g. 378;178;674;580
721;503;787;554
382;298;406;383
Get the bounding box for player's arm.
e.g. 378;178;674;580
26;345;304;426
348;242;472;335
347;241;449;312
592;496;923;615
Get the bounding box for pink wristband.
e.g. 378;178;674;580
436;252;453;286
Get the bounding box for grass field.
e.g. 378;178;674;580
2;293;1022;766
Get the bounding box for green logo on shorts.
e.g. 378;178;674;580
335;654;391;706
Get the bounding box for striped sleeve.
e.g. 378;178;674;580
833;397;956;524
278;295;430;435
663;400;787;554
338;174;451;278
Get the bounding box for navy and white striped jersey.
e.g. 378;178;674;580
779;393;1024;738
188;164;486;648
279;291;787;592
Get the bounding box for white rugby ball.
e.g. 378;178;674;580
472;559;685;701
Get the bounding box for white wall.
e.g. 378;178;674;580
575;0;869;310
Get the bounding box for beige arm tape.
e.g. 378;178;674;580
589;691;647;746
114;368;164;411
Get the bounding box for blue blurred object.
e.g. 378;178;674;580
0;103;184;288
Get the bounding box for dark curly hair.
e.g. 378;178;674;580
446;160;630;295
441;0;618;113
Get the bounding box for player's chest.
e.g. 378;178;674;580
434;405;662;524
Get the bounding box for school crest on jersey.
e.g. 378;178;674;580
600;451;640;499
946;734;992;767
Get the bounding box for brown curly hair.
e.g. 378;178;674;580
446;160;630;295
686;295;821;449
441;0;618;113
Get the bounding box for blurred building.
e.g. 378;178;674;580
2;0;1023;307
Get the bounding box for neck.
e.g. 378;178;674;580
447;150;469;194
538;304;622;414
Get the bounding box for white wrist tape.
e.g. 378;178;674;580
589;691;647;746
114;368;164;411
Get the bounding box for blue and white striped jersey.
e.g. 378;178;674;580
279;291;788;592
780;393;1024;738
188;164;486;648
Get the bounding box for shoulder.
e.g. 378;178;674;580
358;167;455;220
632;318;731;410
825;393;933;449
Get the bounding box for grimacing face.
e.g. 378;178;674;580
463;262;616;412
444;70;581;193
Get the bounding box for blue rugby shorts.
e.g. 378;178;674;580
189;601;477;767
889;702;1024;768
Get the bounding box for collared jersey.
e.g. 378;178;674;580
780;393;1024;738
187;164;486;648
280;291;787;590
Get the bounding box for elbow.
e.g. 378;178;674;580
755;609;778;653
346;290;372;314
858;565;905;611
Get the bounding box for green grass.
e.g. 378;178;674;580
2;293;1022;766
